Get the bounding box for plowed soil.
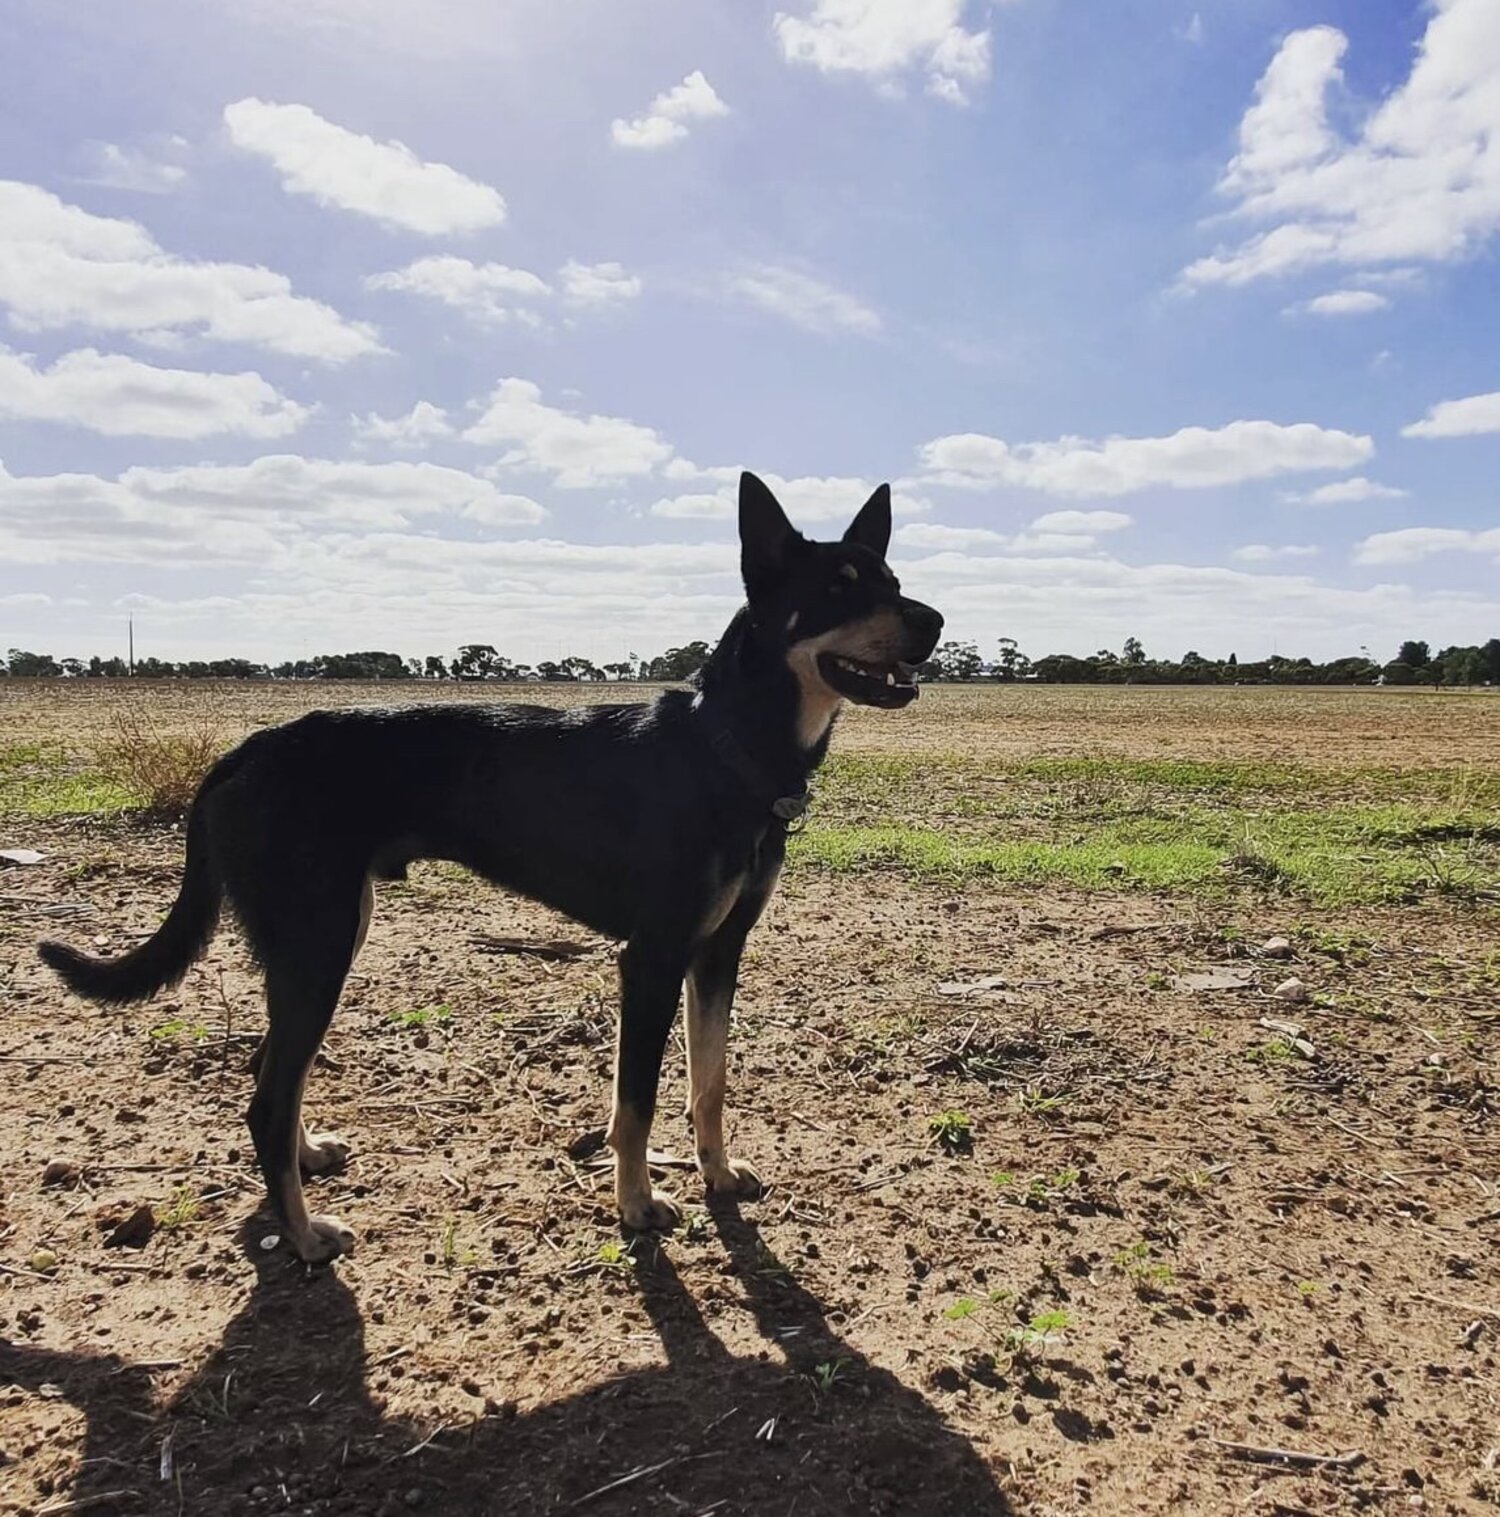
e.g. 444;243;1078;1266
2;683;1497;1516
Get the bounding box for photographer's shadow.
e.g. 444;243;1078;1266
1;1207;1008;1515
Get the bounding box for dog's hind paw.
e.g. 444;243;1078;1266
702;1157;763;1199
620;1189;682;1232
299;1131;351;1175
295;1214;356;1265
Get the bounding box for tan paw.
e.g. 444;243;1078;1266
702;1156;763;1198
619;1189;683;1232
294;1214;355;1265
299;1132;351;1175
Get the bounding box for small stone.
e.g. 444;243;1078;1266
404;1488;423;1508
41;1160;81;1189
1273;977;1309;1004
1262;936;1293;959
259;1234;281;1252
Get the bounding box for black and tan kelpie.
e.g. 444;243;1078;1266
39;473;943;1265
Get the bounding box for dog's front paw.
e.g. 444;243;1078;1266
295;1214;355;1265
300;1132;351;1175
619;1189;682;1232
702;1157;763;1199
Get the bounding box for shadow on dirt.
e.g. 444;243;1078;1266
1;1202;1009;1515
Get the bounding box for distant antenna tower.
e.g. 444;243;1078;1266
128;617;134;676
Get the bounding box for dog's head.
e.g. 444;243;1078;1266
738;471;944;711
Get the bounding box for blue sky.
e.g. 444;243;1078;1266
1;0;1497;667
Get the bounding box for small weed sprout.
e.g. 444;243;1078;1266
156;1184;201;1231
928;1110;974;1154
1296;1279;1321;1299
594;1241;634;1272
1005;1309;1070;1363
1114;1241;1175;1293
149;1018;208;1042
809;1358;851;1394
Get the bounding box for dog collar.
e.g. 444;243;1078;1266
707;727;810;829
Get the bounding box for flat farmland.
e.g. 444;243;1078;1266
1;681;1497;1516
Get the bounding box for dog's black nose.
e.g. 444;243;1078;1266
902;600;944;657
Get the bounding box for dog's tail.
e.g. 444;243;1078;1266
39;769;228;1006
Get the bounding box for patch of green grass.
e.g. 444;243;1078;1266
148;1018;209;1042
390;1004;452;1029
928;1110;974;1154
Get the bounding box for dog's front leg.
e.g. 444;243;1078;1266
609;935;688;1230
686;927;762;1198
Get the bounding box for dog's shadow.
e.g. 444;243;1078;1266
1;1205;1009;1515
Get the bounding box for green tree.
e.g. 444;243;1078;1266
1396;639;1430;669
5;649;60;677
1122;636;1146;666
934;640;982;680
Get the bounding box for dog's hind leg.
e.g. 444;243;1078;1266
293;877;371;1178
608;935;689;1231
246;910;361;1264
685;929;762;1198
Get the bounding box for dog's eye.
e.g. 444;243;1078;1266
839;564;860;582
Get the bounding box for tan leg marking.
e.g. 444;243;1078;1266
298;1124;350;1175
353;877;374;959
279;1071;354;1264
607;1100;681;1230
685;976;761;1197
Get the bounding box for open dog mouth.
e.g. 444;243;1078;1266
817;652;920;708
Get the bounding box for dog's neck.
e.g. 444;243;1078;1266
692;607;838;800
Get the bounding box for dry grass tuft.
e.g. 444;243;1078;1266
95;703;225;821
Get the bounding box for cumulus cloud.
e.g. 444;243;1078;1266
611;71;728;150
0;345;307;439
1232;543;1319;562
919;419;1372;496
1401;389;1500;438
0;179;382;363
560;260;642;306
652;472;928;524
365;256;550;323
0;455;546;568
1286;476;1409;505
1297;289;1390;316
1182;2;1500;289
464;378;674;487
775;0;991;105
351;402;454;450
1030;509;1133;533
223;98;506;234
1354;525;1500;565
726;264;882;336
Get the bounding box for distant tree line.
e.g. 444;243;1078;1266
4;636;1497;687
0;641;715;683
916;636;1500;687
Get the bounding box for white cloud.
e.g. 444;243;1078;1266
611;71;728;150
920;419;1372;496
1287;476;1409;505
775;0;992;105
893;521;1101;554
1298;289;1390;316
1401;389;1500;438
1183;2;1500;288
653;472;927;525
0;345;308;439
0;179;383;363
351;401;454;450
1354;525;1500;565
223;98;506;234
560;260;642;306
726;264;882;336
1178;13;1205;46
79;142;187;195
464;378;674;487
0;455;546;568
1030;509;1133;533
1232;543;1319;562
365;256;550;323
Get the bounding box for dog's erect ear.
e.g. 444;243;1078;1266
843;483;892;558
739;471;802;593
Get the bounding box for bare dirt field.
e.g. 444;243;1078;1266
1;681;1497;1517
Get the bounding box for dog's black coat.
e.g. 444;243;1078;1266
39;473;943;1262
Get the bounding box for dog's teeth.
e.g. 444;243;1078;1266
885;671;896;686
